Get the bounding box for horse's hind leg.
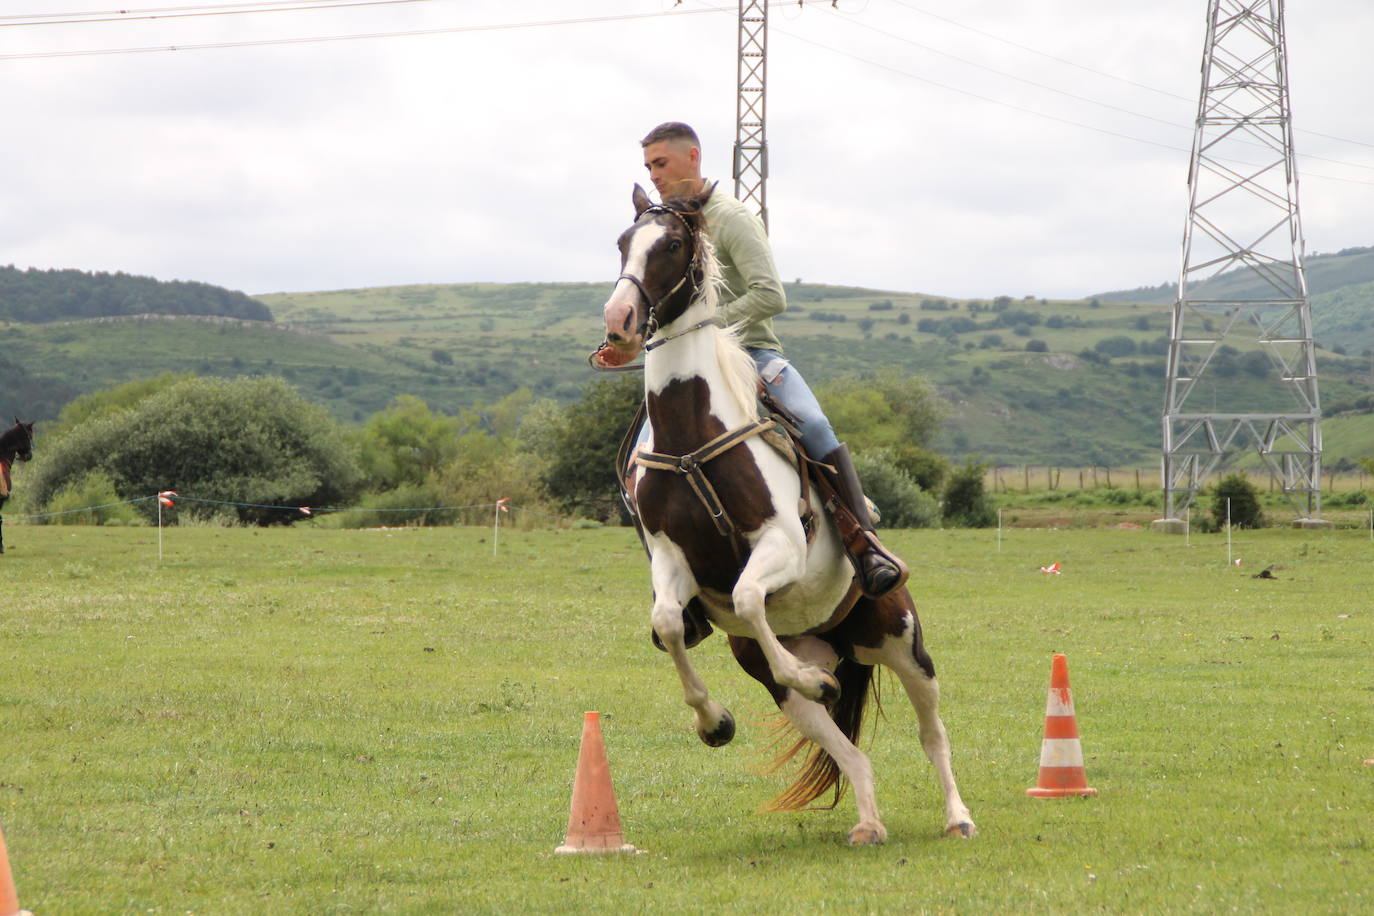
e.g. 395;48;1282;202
857;596;975;838
648;542;734;747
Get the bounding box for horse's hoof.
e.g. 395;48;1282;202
847;825;886;846
946;822;977;839
698;709;735;747
815;670;841;706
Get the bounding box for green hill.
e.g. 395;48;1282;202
0;265;270;323
4;274;1372;469
1095;245;1374;304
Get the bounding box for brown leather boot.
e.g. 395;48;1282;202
820;444;908;597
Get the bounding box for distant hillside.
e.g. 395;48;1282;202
1095;246;1374;304
5;274;1372;469
0;265;271;323
1092;246;1374;354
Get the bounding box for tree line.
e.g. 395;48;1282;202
0;265;271;323
14;369;995;529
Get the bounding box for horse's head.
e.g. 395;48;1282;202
5;418;35;462
598;183;712;366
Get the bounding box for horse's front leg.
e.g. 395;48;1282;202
733;526;840;704
647;539;735;747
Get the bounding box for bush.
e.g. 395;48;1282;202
1211;472;1264;528
41;471;142;526
28;376;361;526
943;459;997;527
852;450;940;529
1095;335;1139;357
332;482;459;528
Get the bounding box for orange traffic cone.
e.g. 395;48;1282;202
1027;654;1098;798
0;823;34;916
554;712;636;854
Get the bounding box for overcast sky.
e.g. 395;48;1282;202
4;0;1372;302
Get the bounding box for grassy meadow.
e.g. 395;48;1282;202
1;523;1371;913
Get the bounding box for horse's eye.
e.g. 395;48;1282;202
668;240;683;253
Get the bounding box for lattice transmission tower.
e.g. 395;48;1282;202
733;0;769;229
1160;0;1325;525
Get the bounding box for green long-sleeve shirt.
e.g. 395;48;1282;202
702;182;786;353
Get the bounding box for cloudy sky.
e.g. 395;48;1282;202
4;0;1372;302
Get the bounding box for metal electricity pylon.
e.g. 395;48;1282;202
734;0;769;230
1160;0;1325;525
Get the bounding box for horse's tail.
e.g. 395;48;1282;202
763;658;878;811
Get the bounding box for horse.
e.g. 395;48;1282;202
595;184;975;845
0;418;36;555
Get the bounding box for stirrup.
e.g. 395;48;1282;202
854;532;909;598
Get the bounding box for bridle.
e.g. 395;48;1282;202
618;204;703;339
591;204;709;372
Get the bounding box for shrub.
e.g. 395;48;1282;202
41;471;142;526
852;450;940;529
333;482;459;529
28;376;361;526
943;459;996;527
1211;472;1264;528
1094;335;1139;357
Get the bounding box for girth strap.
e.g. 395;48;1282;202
633;416;780;562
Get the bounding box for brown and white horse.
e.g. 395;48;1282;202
598;184;975;844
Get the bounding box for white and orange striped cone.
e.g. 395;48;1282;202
1026;654;1098;798
554;712;636;854
0;823;34;916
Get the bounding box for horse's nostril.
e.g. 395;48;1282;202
607;332;624;344
621;311;634;332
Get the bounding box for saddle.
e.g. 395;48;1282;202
0;459;10;500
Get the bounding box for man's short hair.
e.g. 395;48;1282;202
640;122;700;149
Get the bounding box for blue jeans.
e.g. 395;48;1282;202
747;348;840;458
634;348;839;459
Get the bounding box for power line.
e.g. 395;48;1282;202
770;22;1374;187
816;3;1374;175
880;0;1374;153
1;0;435;29
0;6;729;60
0;0;395;20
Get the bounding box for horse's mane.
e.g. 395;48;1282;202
673;213;759;423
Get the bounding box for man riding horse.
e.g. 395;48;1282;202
623;121;906;598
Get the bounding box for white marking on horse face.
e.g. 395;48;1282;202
603;222;668;339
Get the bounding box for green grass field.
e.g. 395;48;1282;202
1;524;1370;914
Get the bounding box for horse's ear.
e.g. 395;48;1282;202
632;183;652;217
695;181;716;209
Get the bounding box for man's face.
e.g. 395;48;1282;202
642;139;700;200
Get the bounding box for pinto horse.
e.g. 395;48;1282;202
0;418;36;555
596;184;974;845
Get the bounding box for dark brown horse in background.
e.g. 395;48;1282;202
596;185;975;845
0;419;35;555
